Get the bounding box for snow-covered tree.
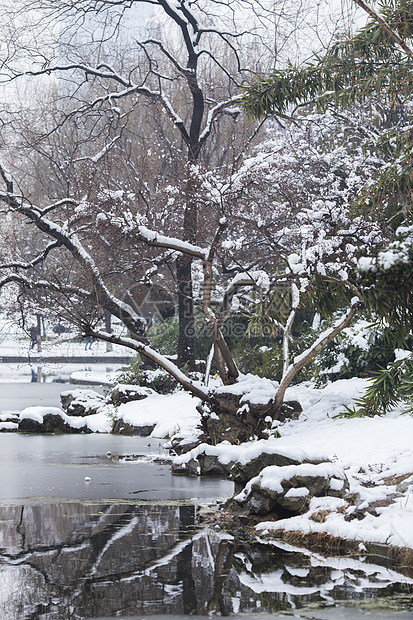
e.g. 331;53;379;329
1;0;278;367
242;0;413;230
0;99;388;440
241;0;413;417
0;0;392;439
0;0;356;372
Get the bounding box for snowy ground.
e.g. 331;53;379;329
257;379;413;550
168;378;413;550
0;312;130;358
8;373;413;552
0;313;131;382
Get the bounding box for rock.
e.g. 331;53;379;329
18;413;91;434
0;421;19;432
231;462;349;518
169;435;203;456
192;454;235;477
172;445;326;482
239;492;275;516
0;414;19;424
60;389;105;416
109;384;156;406
200;394;302;445
278;400;303;422
231;451;327;493
345;494;399;521
172;454;234;477
111;420;155;436
200;398;273;445
171;441;235;477
277;487;310;513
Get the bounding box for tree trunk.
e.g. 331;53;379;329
103;308;113;352
176;252;195;368
176;169;199;369
273;297;363;412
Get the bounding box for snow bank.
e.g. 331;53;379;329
115;391;201;439
20;406;64;424
174;376;413;549
257;487;413;549
0;422;18;431
174;438;329;468
19;406;111;433
249;379;413;549
235;462;348;502
214;373;279;405
18;391;201;439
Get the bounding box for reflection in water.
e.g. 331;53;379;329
0;502;411;619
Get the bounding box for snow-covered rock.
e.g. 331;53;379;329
18;406;92;434
60;388;106;416
109;384;156;406
232;462;349;516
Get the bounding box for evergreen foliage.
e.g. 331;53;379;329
242;1;413;118
242;0;413;228
340;352;413;417
357;225;413;344
115;357;179;394
242;0;413;416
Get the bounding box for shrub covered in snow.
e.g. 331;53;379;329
115;359;179;394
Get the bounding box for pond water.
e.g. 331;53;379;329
0;434;233;503
0;361;121;386
1;499;412;620
0;433;411;619
0;385;412;619
0;382;69;415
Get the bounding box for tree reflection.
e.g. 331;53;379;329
0;503;410;619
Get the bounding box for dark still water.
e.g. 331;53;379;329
0;502;412;619
0;435;411;619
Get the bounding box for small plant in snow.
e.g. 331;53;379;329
340;350;413;418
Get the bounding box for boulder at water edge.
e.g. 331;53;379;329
231;462;349;517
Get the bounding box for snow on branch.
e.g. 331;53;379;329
136;225;208;259
20;61;190;143
219;270;270;318
90;329;209;401
39;197;78;216
0;240;61;271
23;63;131;87
0;273;91;299
0;191;149;339
282;282;300;375
140;38;187;75
74;135;121;164
199;96;242;145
